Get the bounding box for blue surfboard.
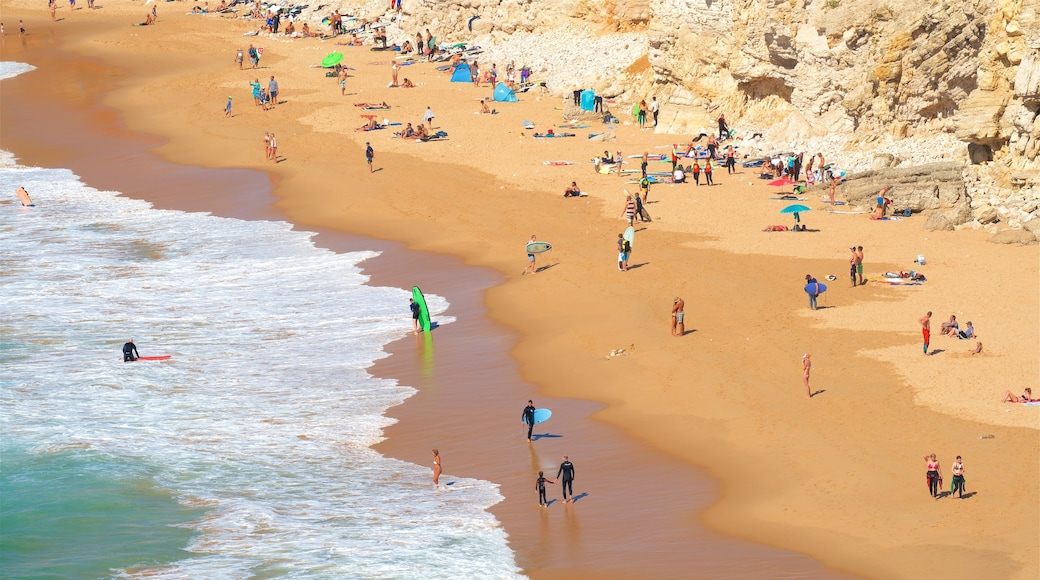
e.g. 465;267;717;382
522;408;552;425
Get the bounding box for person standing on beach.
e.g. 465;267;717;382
848;246;858;288
855;246;865;286
650;96;660;127
409;298;421;334
268;76;278;107
523;234;537;276
391;61;399;87
268;133;277;163
423;106;435;130
536;471;555;507
641;151;648;179
704;158;714;185
339;67;347;96
924;454;942;498
951;456;966;498
122;338;140;362
802;354;812;398
19;19;25;35
523;400;536;442
617;233;630;272
236;49;244;69
919;311;932;355
805;274;819;310
725;146;736;174
718;114;729;139
225;96;232;118
671;297;685;337
248;44;259;68
365;142;374;173
691;160;700;185
557;456;575;503
432;449;441;485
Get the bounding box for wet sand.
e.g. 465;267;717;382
2;3;1037;578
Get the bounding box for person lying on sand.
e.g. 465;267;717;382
401;78;415;88
355;117;379;131
1002;388;1036;403
762;225;789;231
137;13;155;25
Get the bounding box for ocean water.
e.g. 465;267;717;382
0;62;520;579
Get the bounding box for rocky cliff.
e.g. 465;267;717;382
330;0;1040;238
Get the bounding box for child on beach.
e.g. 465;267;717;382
536;471;556;507
225;96;232;117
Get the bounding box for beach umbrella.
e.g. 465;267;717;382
780;204;811;214
321;52;344;68
768;178;798;187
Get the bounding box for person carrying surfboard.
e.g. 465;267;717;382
523;400;536;442
122;338;140;362
523;235;538;276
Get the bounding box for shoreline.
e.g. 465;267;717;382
2;4;1037;578
0;18;838;577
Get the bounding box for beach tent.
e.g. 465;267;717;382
580;89;595;111
493;82;518;103
450;62;471;82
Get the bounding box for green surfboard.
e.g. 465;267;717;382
411;286;431;332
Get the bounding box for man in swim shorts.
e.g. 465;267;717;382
671;297;685;337
855;246;865;286
366;142;374;173
617;233;629;272
523;235;537;276
122;338;139;362
849;246;858;288
919;311;932;355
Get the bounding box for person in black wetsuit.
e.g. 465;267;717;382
536;471;555;507
122;338;139;362
557;455;575;503
523;400;536;442
409;298;421;335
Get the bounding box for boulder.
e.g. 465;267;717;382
925;212;955;231
988;229;1039;244
973;205;1000;224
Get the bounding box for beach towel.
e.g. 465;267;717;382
559;124;590;129
543;161;575;166
533;133;575;138
876;216;903;221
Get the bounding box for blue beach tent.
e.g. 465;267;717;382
493;82;518;103
450;62;471;82
580;89;595;111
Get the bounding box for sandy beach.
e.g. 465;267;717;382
2;3;1037;578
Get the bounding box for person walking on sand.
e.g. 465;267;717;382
671;297;685;337
617;233;630;272
691;160;700;186
365;142;374;173
951;456;966;499
19;19;25;36
422;106;435;130
557;456;575;503
536;471;556;507
650;96;660;127
919;311;932;355
523;400;536;442
523;235;537;276
802;353;812;398
236;48;244;69
268;133;277;162
339;67;347;95
391;61;399;87
703;158;714;185
621;195;636;227
805;274;820;310
225;96;233;117
924;454;942;498
641;151;648;179
432;449;441;485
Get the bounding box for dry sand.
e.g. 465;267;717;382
2;4;1037;578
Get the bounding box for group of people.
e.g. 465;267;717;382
630;97;660;129
248;75;278;110
523;401;578;506
924;454;967;499
262;131;278;162
918;312;982;356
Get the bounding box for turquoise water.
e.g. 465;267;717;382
0;443;205;578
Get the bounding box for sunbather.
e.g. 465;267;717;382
957;321;975;339
940;315;959;337
762;225;789;231
1002;388;1036;403
414;124;428;139
356;117;379;131
399;123;416;138
564;182;581;197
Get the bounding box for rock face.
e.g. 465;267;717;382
328;0;1040;231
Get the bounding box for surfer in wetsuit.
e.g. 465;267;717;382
122;338;139;362
536;471;555;507
523;400;536;442
557;456;575;503
409;298;421;335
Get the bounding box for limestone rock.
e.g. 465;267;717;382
974;205;1000;224
988;229;1039;244
925;212;956;231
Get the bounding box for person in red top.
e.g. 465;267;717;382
703;158;714;185
691;160;701;186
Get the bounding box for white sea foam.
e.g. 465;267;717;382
0;132;520;577
0;60;36;81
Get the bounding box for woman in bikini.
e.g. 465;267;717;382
432;449;441;485
924;454;942;498
951;456;966;498
1002;387;1034;403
